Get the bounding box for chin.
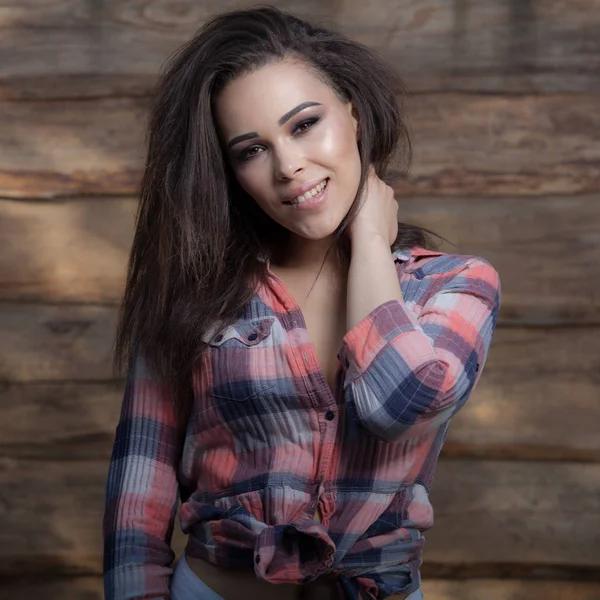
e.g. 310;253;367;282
291;212;346;240
290;222;341;241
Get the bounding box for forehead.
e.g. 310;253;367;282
215;60;336;136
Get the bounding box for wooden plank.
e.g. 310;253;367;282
1;0;599;99
0;304;116;382
2;304;599;381
0;459;187;577
2;194;599;324
443;328;600;463
1;327;599;462
424;460;600;569
1;93;599;199
2;577;599;600
0;459;598;576
395;93;600;198
0;98;149;199
0;383;122;461
421;579;600;600
0;577;106;600
401;194;600;326
1;303;600;460
0;198;134;304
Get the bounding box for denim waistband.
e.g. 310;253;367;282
171;555;424;600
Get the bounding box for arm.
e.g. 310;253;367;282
103;351;183;600
346;232;404;330
342;235;500;443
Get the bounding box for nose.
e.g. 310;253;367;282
273;142;304;180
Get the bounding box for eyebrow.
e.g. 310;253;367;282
226;101;322;149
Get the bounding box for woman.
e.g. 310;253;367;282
103;6;500;600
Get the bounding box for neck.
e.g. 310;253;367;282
272;234;344;273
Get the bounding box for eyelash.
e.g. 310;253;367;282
237;117;321;162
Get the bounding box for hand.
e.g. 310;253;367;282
349;166;399;247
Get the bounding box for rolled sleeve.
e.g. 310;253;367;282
340;259;501;443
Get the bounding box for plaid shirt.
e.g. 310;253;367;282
103;247;501;600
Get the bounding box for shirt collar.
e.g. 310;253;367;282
259;247;444;265
393;246;445;263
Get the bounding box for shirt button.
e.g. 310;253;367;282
248;331;258;341
302;351;309;364
213;334;223;343
325;410;335;421
475;363;480;372
255;554;261;564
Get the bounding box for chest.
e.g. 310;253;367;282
278;274;348;394
301;302;347;393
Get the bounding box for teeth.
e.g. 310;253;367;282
289;179;327;205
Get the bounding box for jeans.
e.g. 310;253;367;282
171;555;223;600
171;555;424;600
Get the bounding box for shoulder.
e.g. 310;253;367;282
394;246;501;306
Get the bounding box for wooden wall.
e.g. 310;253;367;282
1;1;599;598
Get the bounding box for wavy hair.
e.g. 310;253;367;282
114;5;440;426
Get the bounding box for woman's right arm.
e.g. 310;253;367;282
103;351;183;600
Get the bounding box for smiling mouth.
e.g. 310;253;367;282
283;178;329;205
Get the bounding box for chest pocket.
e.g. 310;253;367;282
207;317;274;349
204;317;278;402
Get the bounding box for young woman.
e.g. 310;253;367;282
103;7;500;600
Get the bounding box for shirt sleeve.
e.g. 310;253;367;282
339;257;501;443
103;351;183;600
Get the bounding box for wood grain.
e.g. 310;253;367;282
0;98;149;199
2;194;599;324
424;459;600;568
0;382;122;461
421;579;600;600
0;577;106;600
1;0;599;99
0;459;598;576
401;194;600;326
0;458;185;577
444;327;600;463
0;198;134;304
1;326;599;462
1;93;599;199
1;576;599;600
0;304;116;382
396;93;600;197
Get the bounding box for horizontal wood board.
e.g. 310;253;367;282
2;322;600;462
1;576;599;600
1;93;599;199
1;0;600;98
2;195;599;324
0;458;598;576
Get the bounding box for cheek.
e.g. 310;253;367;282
319;113;358;157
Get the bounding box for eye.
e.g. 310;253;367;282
293;117;320;135
237;145;264;162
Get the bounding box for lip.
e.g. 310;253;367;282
285;179;329;211
282;178;328;204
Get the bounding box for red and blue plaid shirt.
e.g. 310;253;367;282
103;247;501;600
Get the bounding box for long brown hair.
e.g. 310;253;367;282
114;5;440;426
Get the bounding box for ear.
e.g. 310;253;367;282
346;101;360;141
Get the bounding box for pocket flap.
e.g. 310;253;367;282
206;317;275;347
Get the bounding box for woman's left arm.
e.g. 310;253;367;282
342;232;501;443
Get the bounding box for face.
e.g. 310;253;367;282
215;59;361;243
